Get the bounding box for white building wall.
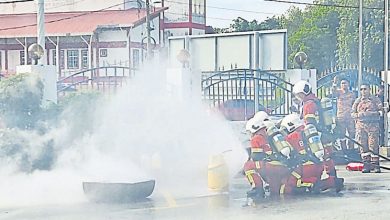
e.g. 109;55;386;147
192;29;206;36
99;30;127;42
100;48;129;67
165;28;190;37
130;17;160;43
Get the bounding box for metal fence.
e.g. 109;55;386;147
202;69;292;119
317;66;384;98
57;66;137;96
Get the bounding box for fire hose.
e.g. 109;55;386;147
343;134;390;162
331;135;390;171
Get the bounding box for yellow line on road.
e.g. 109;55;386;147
161;191;178;207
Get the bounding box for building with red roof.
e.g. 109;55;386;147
0;8;166;77
0;1;207;77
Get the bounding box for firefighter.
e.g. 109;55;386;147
280;114;343;194
332;77;357;150
243;116;271;199
292;80;342;185
351;84;383;173
243;111;290;199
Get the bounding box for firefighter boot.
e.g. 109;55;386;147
335;177;344;193
371;155;381;173
246;187;265;199
361;153;371;173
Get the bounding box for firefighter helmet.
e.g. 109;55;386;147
246;117;266;134
246;111;270;134
281;114;304;133
293;80;312;95
253;111;270;122
254;111;274;130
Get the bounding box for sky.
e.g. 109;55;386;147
207;0;313;28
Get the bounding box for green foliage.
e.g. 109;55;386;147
336;0;384;69
229;16;283;32
213;0;386;72
0;74;44;129
0;74;103;172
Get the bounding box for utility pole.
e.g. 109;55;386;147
37;0;46;65
358;0;363;90
384;0;389;147
145;0;153;60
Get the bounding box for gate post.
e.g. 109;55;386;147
254;32;260;113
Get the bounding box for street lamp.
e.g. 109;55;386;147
358;0;363;90
294;52;308;69
28;43;44;65
384;0;389;147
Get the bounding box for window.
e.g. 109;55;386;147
60;50;65;69
100;49;107;57
67;50;79;69
20;51;25;65
52;49;56;65
132;49;140;68
81;50;89;69
20;51;31;65
53;50;65;69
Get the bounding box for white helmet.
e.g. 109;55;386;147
246;111;269;134
246;118;266;134
253;111;275;129
253;111;270;122
281;113;304;133
292;80;312;95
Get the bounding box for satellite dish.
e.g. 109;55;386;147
28;43;44;65
294;52;308;69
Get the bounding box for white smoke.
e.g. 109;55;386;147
0;61;247;208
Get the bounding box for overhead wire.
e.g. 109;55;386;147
0;0;139;32
0;0;33;4
164;0;278;15
263;0;383;11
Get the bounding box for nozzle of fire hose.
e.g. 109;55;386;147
346;162;364;171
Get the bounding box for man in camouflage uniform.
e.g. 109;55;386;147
351;84;383;173
332;77;357;150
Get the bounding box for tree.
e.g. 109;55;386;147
212;0;386;72
0;73;44;129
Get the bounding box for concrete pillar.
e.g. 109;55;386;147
16;65;58;106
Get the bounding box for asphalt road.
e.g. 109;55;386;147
1;163;390;220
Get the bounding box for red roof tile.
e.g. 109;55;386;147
0;8;166;38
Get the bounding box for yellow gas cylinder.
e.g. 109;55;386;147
208;154;229;191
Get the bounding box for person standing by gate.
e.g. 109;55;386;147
332;77;357;151
352;84;383;173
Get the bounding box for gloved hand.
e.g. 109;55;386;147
351;113;358;119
